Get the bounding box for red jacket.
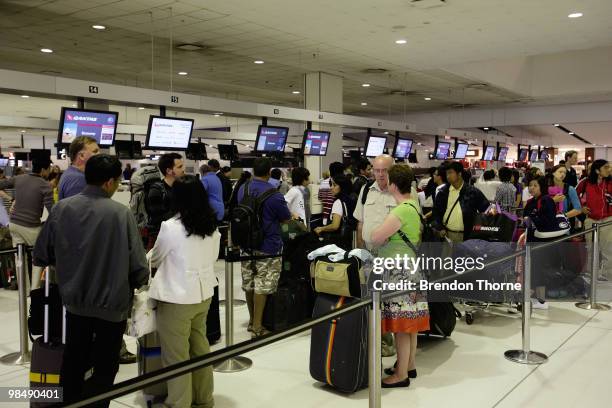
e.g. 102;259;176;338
577;179;612;220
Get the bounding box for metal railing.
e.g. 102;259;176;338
21;220;612;407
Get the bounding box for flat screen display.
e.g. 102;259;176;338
518;148;529;162
58;107;118;146
530;150;539;162
540;150;549;161
0;158;8;167
454;143;469;159
408;152;418;163
303;130;330;156
255;126;289;152
435;142;451;160
145;116;194;150
365;136;387;157
218;144;238;161
393;137;413;159
482;146;496;161
497;147;509;162
186;143;207;160
29;149;51;161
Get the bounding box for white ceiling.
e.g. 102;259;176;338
2;0;612;117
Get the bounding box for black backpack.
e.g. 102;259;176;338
231;181;277;251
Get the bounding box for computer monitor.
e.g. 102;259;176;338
114;140;133;159
518;148;529;162
0;158;7;167
58;107;118;146
408;152;418;163
540;150;549;161
218;144;238;161
303;130;330;156
454;143;469;159
29;149;51;162
392;137;413;160
255;126;289;152
365;135;387;158
497;147;509;162
530;149;539;162
145;116;194;150
434;141;451;160
186;143;207;160
482;145;496;161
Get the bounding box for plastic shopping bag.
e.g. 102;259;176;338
127;287;156;338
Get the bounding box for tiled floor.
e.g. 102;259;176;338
1;260;611;407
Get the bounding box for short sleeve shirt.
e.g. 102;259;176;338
353;181;396;250
58;166;86;200
331;199;344;217
377;199;422;259
444;183;464;232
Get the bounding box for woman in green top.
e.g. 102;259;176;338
371;164;430;389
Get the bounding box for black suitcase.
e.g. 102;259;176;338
309;294;368;393
263;285;293;331
206;284;221;344
30;274;64;407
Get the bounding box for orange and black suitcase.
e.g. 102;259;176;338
309;294;368;393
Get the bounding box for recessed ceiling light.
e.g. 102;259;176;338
417;142;423;146
92;25;106;30
138;107;145;110
361;102;368;106
424;97;432;101
292;90;301;94
21;95;29;98
213;113;223;117
72;104;77;107
384;131;389;134
177;71;188;76
569;132;575;135
21;130;26;133
395;39;407;45
40;48;53;53
568;12;583;18
254;60;264;64
362;83;371;87
484;127;489;130
554;123;560;127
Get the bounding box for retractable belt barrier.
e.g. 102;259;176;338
49;221;612;408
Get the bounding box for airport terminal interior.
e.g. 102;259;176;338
1;0;612;407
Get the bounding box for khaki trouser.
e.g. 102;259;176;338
585;217;612;278
156;299;214;408
9;223;42;291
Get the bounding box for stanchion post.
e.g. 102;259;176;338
504;244;548;364
214;247;252;373
577;223;611;311
0;244;31;365
368;290;381;408
219;226;246;307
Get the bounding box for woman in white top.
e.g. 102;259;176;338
147;175;220;408
284;167;311;226
313;174;357;249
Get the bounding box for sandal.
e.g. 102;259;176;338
251;327;271;339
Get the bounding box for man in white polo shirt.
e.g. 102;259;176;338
353;154;397;356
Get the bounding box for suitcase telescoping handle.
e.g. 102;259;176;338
43;268;66;345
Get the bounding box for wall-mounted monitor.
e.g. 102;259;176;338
186;143;207;160
145;116;194;150
434;141;451;160
303;130;330;156
218;144;238;161
518;148;529;162
529;149;539;162
29;149;51;162
540;150;549;161
58;107;118;146
392;137;413;159
454;143;469;159
497;147;509;162
482;145;496;161
365;135;387;157
408;152;418;163
255;125;289;152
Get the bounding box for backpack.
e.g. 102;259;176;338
230;181;277;251
360;180;376;205
129;165;162;228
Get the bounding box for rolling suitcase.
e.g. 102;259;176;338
263;285;293;331
309;294;368;393
206;284;221;344
30;273;64;407
138;332;167;405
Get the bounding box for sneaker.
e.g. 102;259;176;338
119;350;137;364
531;298;549;310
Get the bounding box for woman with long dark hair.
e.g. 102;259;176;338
313;174;357;249
228;171;252;212
577;159;612;280
147;175;220;408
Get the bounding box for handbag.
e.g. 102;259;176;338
127;286;157;337
310;253;363;298
534;213;570;239
471;203;518;242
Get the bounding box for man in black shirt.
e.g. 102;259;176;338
352;158;372;199
564;150;578;187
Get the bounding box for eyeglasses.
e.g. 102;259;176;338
373;168;388;174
